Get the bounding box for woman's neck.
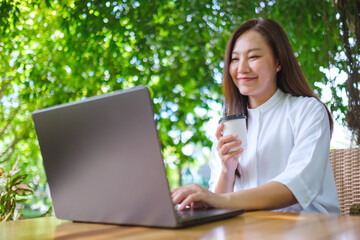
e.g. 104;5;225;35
248;88;277;109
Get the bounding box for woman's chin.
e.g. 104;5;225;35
237;87;253;96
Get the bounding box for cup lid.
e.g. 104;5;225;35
219;114;247;123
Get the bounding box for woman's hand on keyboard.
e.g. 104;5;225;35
171;183;228;211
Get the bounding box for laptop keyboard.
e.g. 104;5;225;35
177;208;217;221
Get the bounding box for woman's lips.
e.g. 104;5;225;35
237;76;257;82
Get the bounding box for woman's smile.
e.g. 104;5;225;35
236;76;258;82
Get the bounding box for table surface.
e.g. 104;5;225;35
1;211;360;240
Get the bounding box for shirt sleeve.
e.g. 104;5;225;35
208;137;222;192
270;98;331;210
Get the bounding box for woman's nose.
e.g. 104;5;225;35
237;60;250;73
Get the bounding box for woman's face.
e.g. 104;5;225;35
229;30;280;108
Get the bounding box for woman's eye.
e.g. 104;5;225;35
249;55;259;59
231;57;239;62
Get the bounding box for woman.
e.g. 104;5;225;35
171;19;340;214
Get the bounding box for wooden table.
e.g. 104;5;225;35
1;211;360;240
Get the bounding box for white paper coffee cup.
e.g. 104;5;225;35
219;114;247;151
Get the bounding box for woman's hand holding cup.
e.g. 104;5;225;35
216;114;247;176
216;122;243;175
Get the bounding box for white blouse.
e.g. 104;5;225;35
209;89;340;214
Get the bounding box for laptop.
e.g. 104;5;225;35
32;86;243;228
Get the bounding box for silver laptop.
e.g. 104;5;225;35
32;86;243;228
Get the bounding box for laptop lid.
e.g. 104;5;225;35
32;86;243;228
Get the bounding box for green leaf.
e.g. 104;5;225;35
14;198;28;203
14;183;33;196
0;168;5;176
40;206;53;217
10;174;27;186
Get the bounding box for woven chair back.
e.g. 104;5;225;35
329;148;360;214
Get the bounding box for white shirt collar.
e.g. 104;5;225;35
248;88;285;113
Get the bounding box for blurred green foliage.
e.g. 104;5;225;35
0;0;355;218
0;156;33;221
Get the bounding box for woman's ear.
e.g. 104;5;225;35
275;59;281;72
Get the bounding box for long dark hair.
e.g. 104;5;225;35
222;18;333;133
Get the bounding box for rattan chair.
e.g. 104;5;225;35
329;148;360;214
